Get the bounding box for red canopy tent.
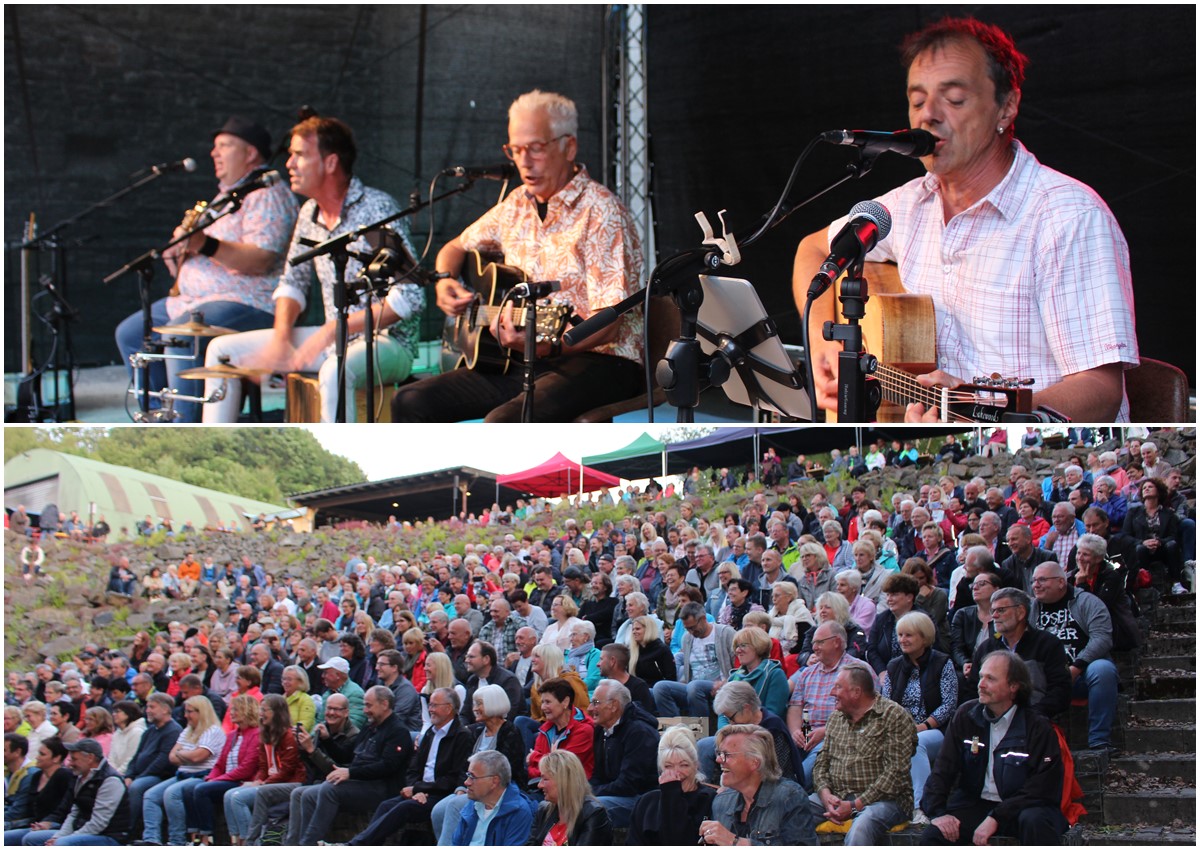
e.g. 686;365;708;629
496;452;621;498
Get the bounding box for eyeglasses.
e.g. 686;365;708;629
990;605;1018;615
714;750;746;761
1031;577;1062;585
464;772;495;783
501;135;569;160
970;581;994;589
811;636;835;647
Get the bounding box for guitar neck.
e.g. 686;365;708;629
873;364;996;423
473;303;534;326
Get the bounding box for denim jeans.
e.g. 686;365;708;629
594;795;637;829
652;679;715;718
19;832;121;846
1073;658;1119;748
807;792;909;845
221;784;261;840
181;779;239;836
514;714;541;753
157;775;206;845
115;298;273;422
432;792;470;845
912;729;944;809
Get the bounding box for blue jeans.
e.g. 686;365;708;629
124;773;163;833
181;779;239;836
912;729;944;808
154;774;205;845
1182;518;1195;563
514;714;541;753
807;793;908;845
801;741;825;790
652;679;715;718
432;792;470;845
115;298;273;422
23;835;121;847
1074;658;1119;748
222;784;261;840
594;795;637;829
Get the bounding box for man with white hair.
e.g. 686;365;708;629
392;89;645;421
1040;502;1085;565
1139;442;1172;481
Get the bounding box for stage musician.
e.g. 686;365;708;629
202;116;423;423
390;89;644;422
114;116;298;422
792;17;1137;422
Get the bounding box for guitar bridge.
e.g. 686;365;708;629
972;373;1035;388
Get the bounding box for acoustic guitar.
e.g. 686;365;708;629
440;250;573;375
824;262;1045;423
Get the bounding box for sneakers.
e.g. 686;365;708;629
911;808;930;825
1171;582;1188;596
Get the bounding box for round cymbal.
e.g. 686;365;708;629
152;319;238;337
177;364;270;381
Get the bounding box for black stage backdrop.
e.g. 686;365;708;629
3;5;606;370
646;5;1196;386
5;5;1195;390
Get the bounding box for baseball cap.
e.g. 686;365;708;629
317;657;350;674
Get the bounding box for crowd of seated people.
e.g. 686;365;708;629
3;429;1194;845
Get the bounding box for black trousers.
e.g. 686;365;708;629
347;794;439;845
918;799;1067;845
390;352;644;422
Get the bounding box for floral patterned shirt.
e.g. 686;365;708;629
458;165;643;362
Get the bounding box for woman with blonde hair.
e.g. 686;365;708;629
628;725;717;844
165;651;193;698
529;749;614;846
401;626;428;691
182;694;261;845
141;695;225;845
629;615;675;687
419;651;466;734
527;644;589;723
767;580;815;654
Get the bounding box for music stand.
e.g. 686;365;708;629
694;275;813;421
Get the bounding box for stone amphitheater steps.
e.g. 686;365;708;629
1076;598;1196;844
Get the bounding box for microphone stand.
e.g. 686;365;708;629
104;198;245;420
512;281;560;423
822;258;880;422
289;180;477;422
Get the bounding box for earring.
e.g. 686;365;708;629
997;125;1005;134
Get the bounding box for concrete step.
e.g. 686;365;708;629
1136;674;1197;701
1142;655;1197;672
1083;825;1199;845
1124;723;1196;753
1151;604;1196;628
1111;753;1196;782
1103;788;1196;825
1144;633;1197;657
1128;698;1195;723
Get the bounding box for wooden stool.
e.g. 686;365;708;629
285;372;396;422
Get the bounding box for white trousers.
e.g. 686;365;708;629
201;327;412;423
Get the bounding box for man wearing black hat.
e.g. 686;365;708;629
202;115;424;423
114;115;299;422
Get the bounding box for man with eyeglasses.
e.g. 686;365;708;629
449;750;538;846
292;686;412;845
1028;562;1119;752
373;649;422;739
684;544;721;601
340;687;470;845
391;88;645;422
967;588;1071;720
786;622;874;789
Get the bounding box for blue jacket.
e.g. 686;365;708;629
450;781;537;846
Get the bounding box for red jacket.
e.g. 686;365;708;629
254;727;306;784
528;710;595;779
207;726;261;782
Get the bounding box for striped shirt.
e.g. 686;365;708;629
830;141;1137;419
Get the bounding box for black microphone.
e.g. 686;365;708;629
820;129;937;158
226;170;284;198
441;163;518;181
149;157;198;175
806;200;892;299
